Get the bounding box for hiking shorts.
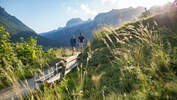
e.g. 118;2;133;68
79;42;84;47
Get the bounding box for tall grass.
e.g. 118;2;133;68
78;20;177;100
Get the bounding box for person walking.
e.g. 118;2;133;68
70;34;76;55
78;33;85;52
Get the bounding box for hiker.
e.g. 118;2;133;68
70;34;76;55
78;33;85;52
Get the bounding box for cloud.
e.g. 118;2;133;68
85;0;120;14
67;6;79;14
80;4;97;16
101;0;120;6
101;0;119;5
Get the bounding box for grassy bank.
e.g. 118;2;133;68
79;11;177;99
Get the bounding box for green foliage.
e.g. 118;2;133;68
0;26;62;89
0;26;15;66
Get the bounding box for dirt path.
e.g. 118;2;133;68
0;77;42;100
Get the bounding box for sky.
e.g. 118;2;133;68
0;0;174;33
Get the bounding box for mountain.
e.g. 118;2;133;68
94;7;144;25
66;18;84;28
0;6;60;49
0;7;35;34
40;7;145;46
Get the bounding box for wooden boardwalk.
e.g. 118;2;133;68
0;52;80;100
36;52;80;83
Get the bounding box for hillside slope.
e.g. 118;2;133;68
0;7;60;49
79;7;177;100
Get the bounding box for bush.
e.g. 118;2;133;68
0;26;62;89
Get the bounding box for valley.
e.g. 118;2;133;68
0;1;177;100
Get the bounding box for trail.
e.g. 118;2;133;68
0;53;80;100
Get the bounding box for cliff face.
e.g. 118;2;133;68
66;18;84;28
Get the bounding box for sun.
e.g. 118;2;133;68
157;0;174;6
144;0;174;9
117;0;174;9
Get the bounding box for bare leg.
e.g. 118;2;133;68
72;46;75;55
80;46;83;52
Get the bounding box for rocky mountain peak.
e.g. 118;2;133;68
66;18;84;27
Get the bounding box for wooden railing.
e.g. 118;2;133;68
35;52;80;83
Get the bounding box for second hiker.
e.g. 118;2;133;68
70;34;76;55
78;33;85;52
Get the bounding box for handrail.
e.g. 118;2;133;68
35;53;80;83
35;66;62;82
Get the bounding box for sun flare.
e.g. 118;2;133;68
118;0;174;9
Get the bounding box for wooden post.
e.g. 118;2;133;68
56;60;67;81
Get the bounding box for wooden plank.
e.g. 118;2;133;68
46;62;79;83
35;67;62;83
46;73;62;83
64;53;80;63
35;52;80;83
65;62;79;75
